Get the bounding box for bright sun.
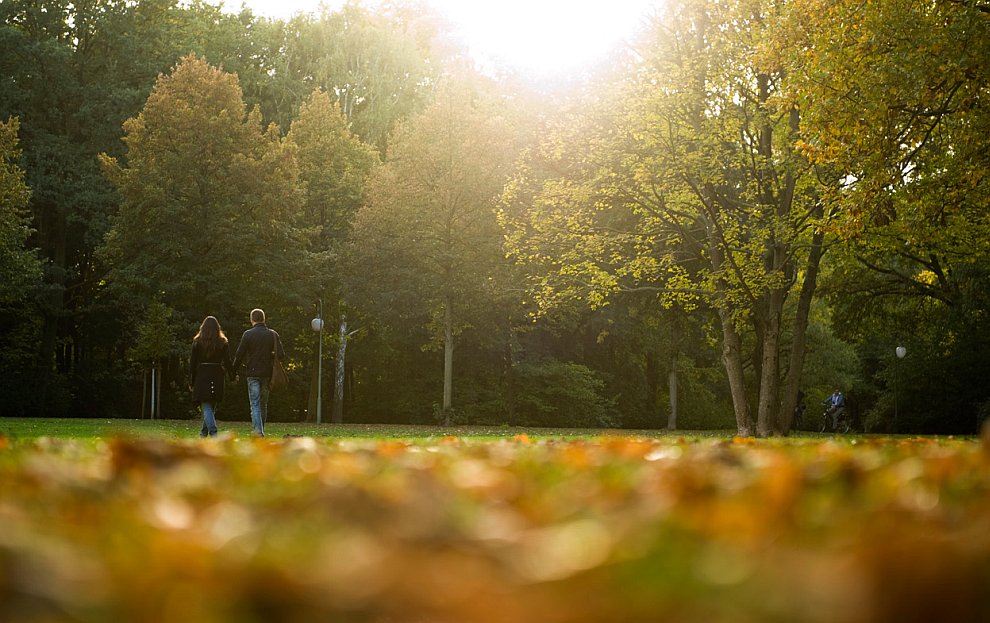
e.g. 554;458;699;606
233;0;658;78
428;0;657;77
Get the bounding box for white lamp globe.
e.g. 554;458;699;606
311;318;324;332
895;346;906;359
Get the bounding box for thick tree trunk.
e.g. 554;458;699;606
756;294;784;437
719;307;753;436
769;104;810;435
777;224;826;434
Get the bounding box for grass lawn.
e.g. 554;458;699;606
0;417;738;441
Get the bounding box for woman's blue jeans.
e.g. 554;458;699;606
200;401;218;437
246;377;270;436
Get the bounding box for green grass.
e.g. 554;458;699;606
0;417;741;441
3;417;943;442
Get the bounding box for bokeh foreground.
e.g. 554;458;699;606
1;434;988;622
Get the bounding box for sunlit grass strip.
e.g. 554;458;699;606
0;418;741;441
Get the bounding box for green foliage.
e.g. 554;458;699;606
2;0;988;433
263;3;448;150
287;89;379;247
511;360;615;428
347;80;520;411
126;300;179;364
99;54;312;326
781;0;990;233
773;0;990;434
501;0;830;435
799;316;861;403
825;257;990;434
0;311;42;417
0;117;40;305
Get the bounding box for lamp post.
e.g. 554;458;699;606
312;300;324;424
894;345;906;430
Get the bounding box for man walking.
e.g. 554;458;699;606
232;308;285;437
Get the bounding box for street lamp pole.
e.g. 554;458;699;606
312;300;324;424
894;345;906;431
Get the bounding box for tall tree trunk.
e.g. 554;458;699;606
442;297;453;424
719;307;753;436
775;105;816;435
646;351;661;427
150;362;157;420
777;223;826;434
505;328;516;426
667;358;679;431
709;215;753;436
141;369;148;419
332;316;348;424
666;317;680;430
756;293;784;437
156;363;163;420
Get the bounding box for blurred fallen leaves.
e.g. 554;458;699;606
0;434;988;623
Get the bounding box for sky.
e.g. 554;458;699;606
229;0;660;78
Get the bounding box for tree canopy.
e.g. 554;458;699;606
1;0;988;434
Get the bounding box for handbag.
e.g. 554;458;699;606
270;332;289;391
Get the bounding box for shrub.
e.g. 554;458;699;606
511;360;615;428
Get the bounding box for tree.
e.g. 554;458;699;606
502;0;830;436
99;54;310;332
780;0;990;432
287;89;379;247
126;300;180;419
286;88;379;422
0;117;40;305
265;3;450;151
0;116;44;417
0;0;281;414
347;81;517;421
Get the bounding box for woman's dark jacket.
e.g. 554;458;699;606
232;323;285;378
190;339;234;404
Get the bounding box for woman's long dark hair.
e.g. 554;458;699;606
193;316;228;358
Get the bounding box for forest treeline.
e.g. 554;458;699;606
1;0;988;435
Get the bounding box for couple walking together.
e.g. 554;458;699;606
189;308;286;437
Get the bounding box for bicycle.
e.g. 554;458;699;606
819;400;852;433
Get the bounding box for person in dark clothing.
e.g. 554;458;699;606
826;388;846;430
189;316;235;437
232;308;285;437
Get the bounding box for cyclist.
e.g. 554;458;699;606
825;388;845;431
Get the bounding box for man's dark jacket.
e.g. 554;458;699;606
232;323;286;378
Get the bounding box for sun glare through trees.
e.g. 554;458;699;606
239;0;659;78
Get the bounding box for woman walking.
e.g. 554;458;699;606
190;316;234;437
